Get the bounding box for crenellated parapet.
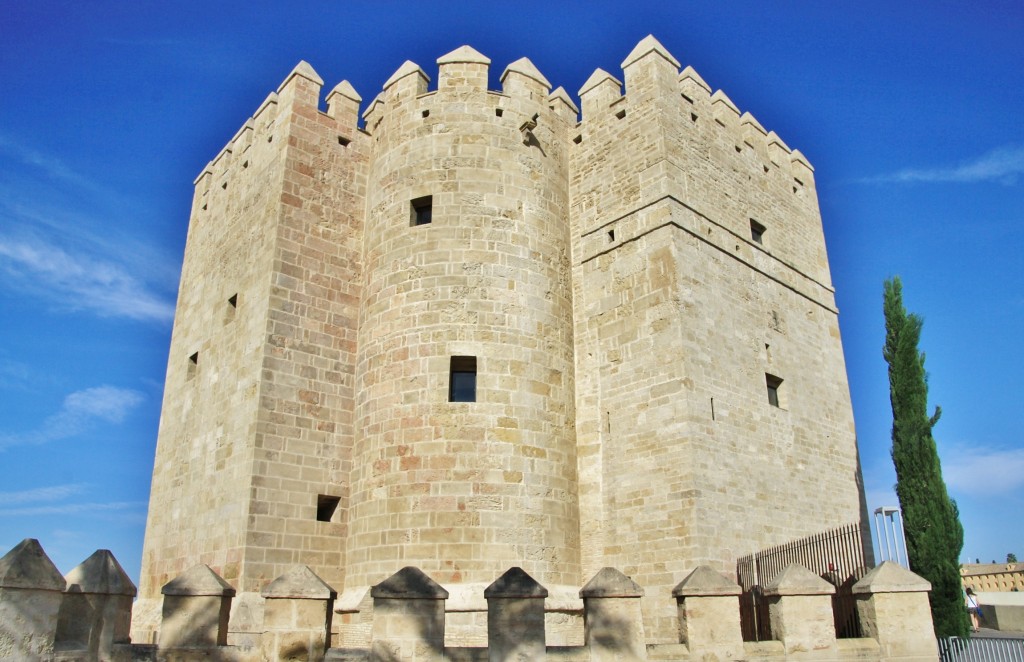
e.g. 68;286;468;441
344;43;581;599
0;539;940;661
361;45;575;161
571;34;833;301
131;36;868;654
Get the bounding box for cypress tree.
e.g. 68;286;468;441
883;277;969;638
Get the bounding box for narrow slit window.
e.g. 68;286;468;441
750;219;766;245
766;373;783;408
226;294;238;322
449;356;477;402
187;352;199;380
572;134;582;144
608;229;615;242
615;109;626;120
316;494;340;522
411;196;432;226
338;135;351;147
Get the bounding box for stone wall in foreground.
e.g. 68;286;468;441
1;538;936;662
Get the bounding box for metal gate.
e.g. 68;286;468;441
736;522;870;641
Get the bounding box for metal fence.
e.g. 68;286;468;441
939;636;1024;662
736;522;870;641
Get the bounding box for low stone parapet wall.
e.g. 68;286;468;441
1;538;940;661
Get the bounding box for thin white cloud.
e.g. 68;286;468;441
863;144;1024;185
0;134;108;196
943;444;1024;496
0;501;143;517
0;386;144;450
0;357;39;391
0;235;175;322
0;483;89;506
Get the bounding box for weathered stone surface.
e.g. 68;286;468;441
486;567;547;662
372;567;449;600
580;568;643;598
852;560;930;594
672;565;741;597
160;566;234;649
371;568;447;662
162;565;236;597
262;565;336;600
0;539;66;660
764;563;837;596
262;566;337;662
135;34;869;646
580;569;645;661
55;549;136;658
672;566;743;660
763;564;837;654
484;567;548;599
0;538;66;591
65;548;137;596
854;562;937;660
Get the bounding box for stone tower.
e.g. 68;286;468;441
136;36;868;644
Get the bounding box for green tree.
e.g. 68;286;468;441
883;277;969;638
1009;553;1018;563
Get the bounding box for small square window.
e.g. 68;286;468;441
188;352;199;380
449;356;477;402
750;219;766;245
411;196;432;226
766;373;783;408
316;494;340;522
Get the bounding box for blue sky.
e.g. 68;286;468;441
1;1;1022;583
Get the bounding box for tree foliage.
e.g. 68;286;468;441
1009;553;1018;564
883;277;969;638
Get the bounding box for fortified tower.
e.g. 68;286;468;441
137;36;868;644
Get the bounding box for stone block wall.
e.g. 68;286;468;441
0;539;940;662
134;34;871;646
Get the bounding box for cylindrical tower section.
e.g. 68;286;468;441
345;49;579;592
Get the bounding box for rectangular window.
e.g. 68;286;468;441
449;356;477;402
411;196;432;226
225;293;238;323
766;373;783;408
750;219;766;245
316;494;340;522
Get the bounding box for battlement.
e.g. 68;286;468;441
575;36;813;183
2;539;938;661
132;34;866;650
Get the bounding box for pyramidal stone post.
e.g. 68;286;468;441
0;538;67;660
